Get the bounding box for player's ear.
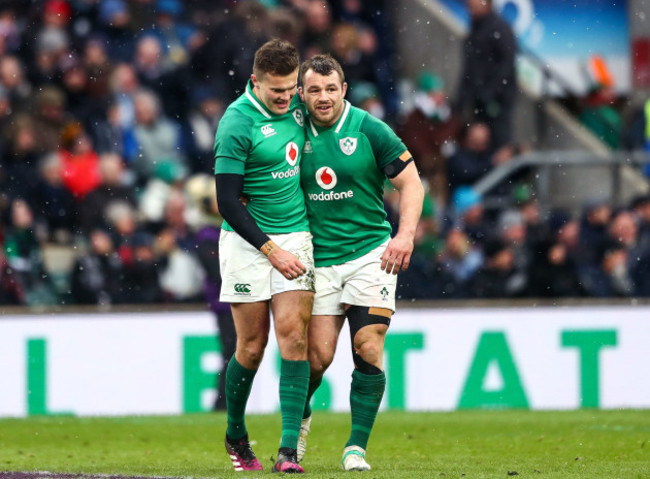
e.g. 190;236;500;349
342;82;348;98
298;86;304;101
251;73;259;88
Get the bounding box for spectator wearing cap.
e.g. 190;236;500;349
348;80;385;120
495;208;532;289
144;0;199;68
397;71;460;204
31;85;69;153
450;185;490;247
98;0;135;63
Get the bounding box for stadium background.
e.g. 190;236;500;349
1;0;650;419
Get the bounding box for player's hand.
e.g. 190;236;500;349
267;247;307;280
381;235;414;275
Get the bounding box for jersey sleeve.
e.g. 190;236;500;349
213;110;254;175
360;114;409;170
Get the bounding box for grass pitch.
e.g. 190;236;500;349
1;410;649;478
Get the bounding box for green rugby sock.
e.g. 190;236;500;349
302;376;323;419
279;359;310;449
346;369;386;450
225;357;257;440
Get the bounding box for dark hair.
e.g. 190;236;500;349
253;39;300;79
300;54;345;85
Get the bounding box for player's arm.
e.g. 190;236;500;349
382;154;425;274
362;114;425;274
215;174;307;279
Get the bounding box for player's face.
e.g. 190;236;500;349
299;69;347;128
251;69;298;115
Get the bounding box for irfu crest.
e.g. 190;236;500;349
339;137;357;156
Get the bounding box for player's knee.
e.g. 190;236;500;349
308;344;335;374
354;337;382;365
347;306;391;375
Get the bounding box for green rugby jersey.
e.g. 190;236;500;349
301;100;408;266
214;80;309;233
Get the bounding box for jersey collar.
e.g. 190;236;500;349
309;100;351;137
244;79;272;119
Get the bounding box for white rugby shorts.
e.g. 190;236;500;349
219;230;315;303
312;239;396;316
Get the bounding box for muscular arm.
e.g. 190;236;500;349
214;173;308;279
382;161;425;274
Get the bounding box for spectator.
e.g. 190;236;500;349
455;0;517;150
0;55;31;111
0;246;25;305
582;240;633;297
398;71;460;203
190;1;270;103
156;190;205;303
437;227;483;293
58;121;102;199
183;85;226;174
32;153;77;242
469;237;528;298
579;83;622;149
98;0;135;62
3;198;56;305
186;173;235;410
130;88;186;185
1;114;41;202
77;153;137;235
577;197;612;268
630;193;650;249
70;228;123;305
119;230;165;304
31;85;69;154
450;185;491;247
446;122;493;193
528;237;584;298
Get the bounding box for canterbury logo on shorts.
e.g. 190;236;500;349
234;283;252;294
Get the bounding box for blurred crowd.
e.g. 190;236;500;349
1;0;649;307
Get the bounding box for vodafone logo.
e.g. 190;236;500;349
286;142;299;166
315;167;337;190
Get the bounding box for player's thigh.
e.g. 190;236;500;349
219;230;273;302
341;240;397;312
269;231;315;295
271;290;313;338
